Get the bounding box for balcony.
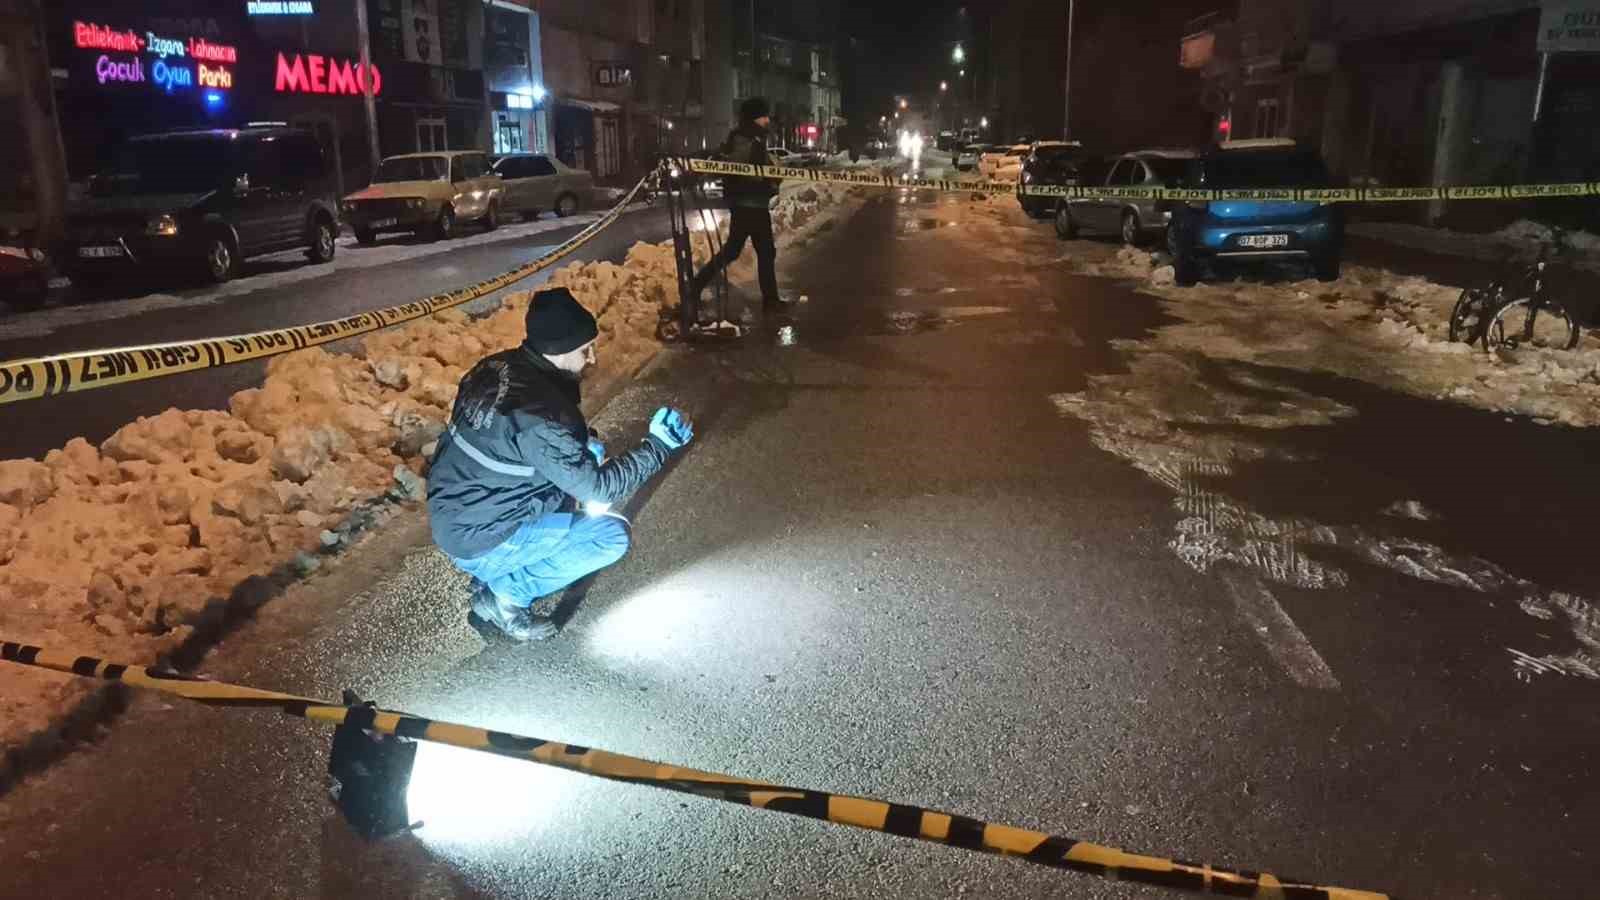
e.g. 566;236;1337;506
1180;12;1238;77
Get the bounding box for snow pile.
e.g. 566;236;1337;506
0;177;868;751
1349;219;1600;273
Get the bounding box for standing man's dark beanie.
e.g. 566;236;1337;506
524;287;598;355
740;97;770;124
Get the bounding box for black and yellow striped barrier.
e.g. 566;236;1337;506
685;157;1600;204
0;174;651;408
1;640;1393;899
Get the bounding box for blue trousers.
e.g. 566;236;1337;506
449;512;631;608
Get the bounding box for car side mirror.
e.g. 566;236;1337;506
233;174;250;197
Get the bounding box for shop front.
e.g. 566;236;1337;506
50;5;252;178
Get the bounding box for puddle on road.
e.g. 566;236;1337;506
1050;353;1600;684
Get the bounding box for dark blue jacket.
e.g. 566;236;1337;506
426;347;669;559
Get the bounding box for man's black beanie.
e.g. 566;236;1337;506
740;96;770;122
525;287;599;354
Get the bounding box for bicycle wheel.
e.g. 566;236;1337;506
1485;297;1580;351
1449;286;1496;345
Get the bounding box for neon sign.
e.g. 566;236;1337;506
72;21;237;95
248;1;315;14
274;53;381;96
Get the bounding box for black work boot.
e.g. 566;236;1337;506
468;581;558;642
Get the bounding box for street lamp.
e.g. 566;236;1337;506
900;98;908;109
980;116;988;129
953;43;965;64
940;81;948;92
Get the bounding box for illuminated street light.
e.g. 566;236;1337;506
899;98;908;109
959;69;966;77
940;81;948;92
953;44;965;64
980;116;988;128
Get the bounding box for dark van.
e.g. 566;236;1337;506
65;125;340;289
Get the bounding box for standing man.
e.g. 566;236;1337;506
689;97;786;315
427;287;695;642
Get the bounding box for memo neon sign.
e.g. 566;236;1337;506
274;53;382;96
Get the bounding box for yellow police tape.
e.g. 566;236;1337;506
0;175;651;408
1;639;1392;899
685;157;1600;204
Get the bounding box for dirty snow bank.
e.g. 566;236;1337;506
0;178;869;752
1058;238;1600;428
1349;219;1600;274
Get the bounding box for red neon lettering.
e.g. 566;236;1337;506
309;54;326;93
275;53;381;96
188;37;238;64
74;21;143;53
275;52;309;92
326;58;357;95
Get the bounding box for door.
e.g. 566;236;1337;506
1088;158;1133;231
273;133;327;249
233;137;299;254
493;156;529;213
417;116;448;153
597;116;620;178
527;155;560;211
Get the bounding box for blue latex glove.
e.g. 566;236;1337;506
587;437;606;464
649;407;694;450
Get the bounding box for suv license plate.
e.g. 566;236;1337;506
78;245;125;259
1238;234;1289;249
371;218;398;229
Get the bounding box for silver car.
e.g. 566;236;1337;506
491;153;594;220
1056;149;1196;245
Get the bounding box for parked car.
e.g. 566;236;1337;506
767;147;796;166
936;131;960;152
0;233;50;310
1054;149;1195;243
980;144;1030;180
955;144;990;172
1165;139;1344;286
491;153;593;220
1017;142;1097;218
63;125;340;288
342;150;502;244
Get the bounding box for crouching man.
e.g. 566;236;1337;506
426;287;694;641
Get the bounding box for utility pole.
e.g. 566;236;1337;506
355;0;381;175
1062;0;1075;140
0;0;68;246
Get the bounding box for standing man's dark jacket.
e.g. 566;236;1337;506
427;347;669;560
721;121;779;211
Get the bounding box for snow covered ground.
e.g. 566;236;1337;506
1349;219;1600;274
0;177;878;751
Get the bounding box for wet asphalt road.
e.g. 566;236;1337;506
0;185;1597;900
0;205;671;462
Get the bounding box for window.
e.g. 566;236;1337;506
375;156;447;183
1254;98;1280;139
453;153;487;181
1108;158;1135;185
281;134;325;179
241;137;284;185
529;156;557;177
416;115;447;152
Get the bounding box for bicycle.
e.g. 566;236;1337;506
1448;226;1581;351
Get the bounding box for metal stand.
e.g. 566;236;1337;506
661;158;745;344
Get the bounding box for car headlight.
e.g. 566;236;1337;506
341;201;356;215
406;198;424;209
145;214;179;237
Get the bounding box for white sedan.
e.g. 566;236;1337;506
980;144;1031;181
491;154;594;220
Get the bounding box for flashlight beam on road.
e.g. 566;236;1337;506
3;640;1393;899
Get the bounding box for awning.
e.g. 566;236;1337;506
557;97;622;113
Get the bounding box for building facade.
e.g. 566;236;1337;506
1181;0;1599;224
733;0;842;152
47;0;551;192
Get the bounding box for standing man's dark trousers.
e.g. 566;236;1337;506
690;206;779;307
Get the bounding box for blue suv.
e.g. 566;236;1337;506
1166;139;1344;286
